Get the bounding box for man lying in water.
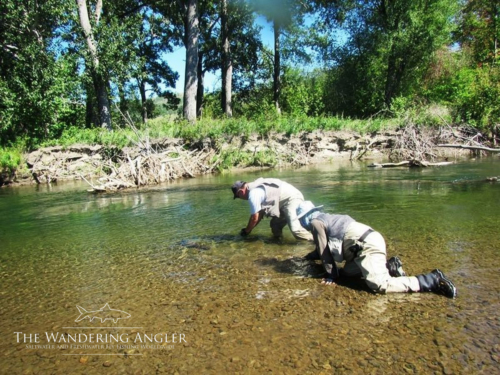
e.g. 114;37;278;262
296;201;457;298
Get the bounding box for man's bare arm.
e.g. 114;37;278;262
244;211;263;234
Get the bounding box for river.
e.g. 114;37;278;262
0;159;499;374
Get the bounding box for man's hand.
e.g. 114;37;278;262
240;228;249;237
321;278;337;286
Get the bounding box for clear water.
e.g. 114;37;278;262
0;158;499;374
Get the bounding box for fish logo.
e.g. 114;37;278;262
75;303;131;323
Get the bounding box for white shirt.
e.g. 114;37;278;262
248;187;266;215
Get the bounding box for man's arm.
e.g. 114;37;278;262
241;187;265;236
242;211;263;235
311;219;339;282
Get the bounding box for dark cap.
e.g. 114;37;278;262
231;181;246;199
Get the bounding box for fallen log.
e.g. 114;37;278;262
437;144;500;153
368;160;453;168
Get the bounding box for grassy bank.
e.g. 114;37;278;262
38;115;397;149
1;107;453;173
0;145;23;174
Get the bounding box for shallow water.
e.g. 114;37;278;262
0;158;499;374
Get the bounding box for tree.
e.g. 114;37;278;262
451;1;500;139
76;0;112;130
192;0;261;119
77;0;181;126
133;9;179;123
221;0;232;117
381;0;459;107
251;0;310;115
155;0;200;122
220;0;262;117
195;1;219;118
182;0;200;122
0;0;83;146
458;0;500;65
318;0;459;115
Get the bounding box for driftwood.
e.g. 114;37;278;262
78;108;220;193
389;122;497;162
437;144;500;153
368;160;453;168
80;147;217;193
390;123;437;162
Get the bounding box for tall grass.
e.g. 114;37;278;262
38;115;399;150
0;144;23;173
0;108;448;174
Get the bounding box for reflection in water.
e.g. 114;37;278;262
0;159;499;374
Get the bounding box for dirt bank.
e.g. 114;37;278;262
1;129;471;189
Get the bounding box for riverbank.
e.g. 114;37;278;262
0;128;480;189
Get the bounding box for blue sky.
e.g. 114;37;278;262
164;16;274;93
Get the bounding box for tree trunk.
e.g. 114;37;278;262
384;53;397;108
76;0;112;130
221;0;232;117
183;0;199;123
273;21;281;115
93;71;111;130
493;0;498;65
384;50;405;108
139;79;147;124
117;83;128;118
196;51;204;118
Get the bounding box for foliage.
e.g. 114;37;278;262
319;0;460;115
451;65;500;130
37;115;395;151
0;0;84;147
280;68;326;116
0;146;23;173
457;0;500;65
214;148;277;171
421;46;500;131
1;0;499;153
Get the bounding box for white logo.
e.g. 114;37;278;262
75;303;131;323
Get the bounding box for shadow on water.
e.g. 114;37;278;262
172;233;299;253
173;233;261;251
254;256;325;278
254;256;373;293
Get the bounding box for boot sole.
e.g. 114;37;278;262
434;269;458;299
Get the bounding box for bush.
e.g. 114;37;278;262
0;146;23;173
451;65;500;131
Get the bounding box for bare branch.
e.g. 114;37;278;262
94;0;103;25
436;144;500;153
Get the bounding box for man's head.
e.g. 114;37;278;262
231;181;248;200
296;201;323;230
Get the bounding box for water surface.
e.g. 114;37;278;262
0;158;499;374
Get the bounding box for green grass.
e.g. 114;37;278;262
0;146;23;173
1;110;443;174
36;115;393;149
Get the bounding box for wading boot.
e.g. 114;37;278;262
416;269;457;298
386;256;407;277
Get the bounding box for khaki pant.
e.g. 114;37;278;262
270;197;313;241
342;222;420;293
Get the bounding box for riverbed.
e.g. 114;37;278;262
0;158;499;374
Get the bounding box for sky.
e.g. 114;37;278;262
163;16;274;93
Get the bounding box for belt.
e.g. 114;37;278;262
358;228;374;242
349;228;374;257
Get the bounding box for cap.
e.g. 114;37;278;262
296;201;324;219
231;181;246;199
